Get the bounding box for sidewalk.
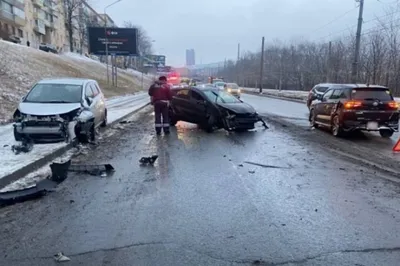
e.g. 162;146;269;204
0;93;149;185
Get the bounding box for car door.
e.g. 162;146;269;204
314;89;333;124
84;83;98;125
172;89;195;122
190;90;207;123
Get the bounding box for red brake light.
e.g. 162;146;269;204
388;101;399;109
344;100;362;109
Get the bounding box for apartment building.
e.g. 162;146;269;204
24;0;66;49
99;13;116;27
0;0;116;53
0;0;26;41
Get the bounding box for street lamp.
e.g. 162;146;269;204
104;0;122;86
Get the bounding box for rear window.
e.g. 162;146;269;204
351;88;393;101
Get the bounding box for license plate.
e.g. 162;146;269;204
367;121;379;130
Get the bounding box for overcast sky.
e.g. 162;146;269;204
92;0;397;67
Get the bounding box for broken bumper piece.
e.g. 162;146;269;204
14;120;77;142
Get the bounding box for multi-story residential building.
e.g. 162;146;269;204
24;0;66;50
0;0;26;42
99;13;116;27
0;0;116;54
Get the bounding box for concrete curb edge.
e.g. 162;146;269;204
0;102;151;189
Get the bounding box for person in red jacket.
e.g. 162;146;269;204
148;76;173;135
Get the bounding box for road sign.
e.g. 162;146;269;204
87;27;138;56
146;54;166;67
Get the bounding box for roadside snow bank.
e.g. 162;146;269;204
0;40;152;122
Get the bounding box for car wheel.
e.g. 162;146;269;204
78;123;95;143
203;114;216;133
309;109;318;128
14;127;22;141
100;109;107;127
379;129;394;138
331;115;344;137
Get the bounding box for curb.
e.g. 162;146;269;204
0;102;150;189
243;90;307;104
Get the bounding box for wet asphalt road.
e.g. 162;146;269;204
1;106;400;265
241;94;400;173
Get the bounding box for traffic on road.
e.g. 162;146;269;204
1;74;400;266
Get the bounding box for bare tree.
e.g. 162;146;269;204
64;0;86;52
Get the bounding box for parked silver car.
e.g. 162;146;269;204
13;78;107;143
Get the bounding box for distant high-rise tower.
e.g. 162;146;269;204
185;49;195;66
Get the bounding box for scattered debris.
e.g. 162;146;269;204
54;252;71;262
249;170;255;174
69;200;75;204
315;209;318;212
281;224;286;226
139;155;158;165
50;160;72;183
3;144;8;147
238;164;244;167
11;138;34;154
258;117;269;129
244;161;290;169
0;178;57;206
68;163;115;176
119;120;132;124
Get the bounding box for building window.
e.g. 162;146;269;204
13;7;25;18
18;29;23;38
12;26;15;35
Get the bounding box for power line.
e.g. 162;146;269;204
310;6;358;34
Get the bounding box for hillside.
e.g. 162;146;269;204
0;40;154;122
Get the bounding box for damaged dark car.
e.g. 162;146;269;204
13;78;107;143
169;85;267;132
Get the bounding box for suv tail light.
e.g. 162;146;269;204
388;101;399;110
344;100;362;109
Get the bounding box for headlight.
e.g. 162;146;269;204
238;89;241;93
228;88;232;92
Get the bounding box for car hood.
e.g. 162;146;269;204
18;102;82;116
217;102;256;114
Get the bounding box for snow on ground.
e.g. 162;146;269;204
0;93;149;183
0;105;152;192
0;40;152;122
243;87;400;103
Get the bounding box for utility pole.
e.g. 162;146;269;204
236;43;240;84
351;0;364;83
327;41;332;82
259;37;265;93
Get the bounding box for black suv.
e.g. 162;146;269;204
309;84;399;137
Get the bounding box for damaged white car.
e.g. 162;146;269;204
13;78;107;143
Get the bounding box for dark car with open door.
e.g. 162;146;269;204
309;84;399;137
169;85;267;132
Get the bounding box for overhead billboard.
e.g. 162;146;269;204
88;27;138;56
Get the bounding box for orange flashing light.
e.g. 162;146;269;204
344;100;362;109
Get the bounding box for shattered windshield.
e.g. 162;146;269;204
204;90;241;104
25;84;82;103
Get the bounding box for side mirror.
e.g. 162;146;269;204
21;96;26;101
316;94;322;101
